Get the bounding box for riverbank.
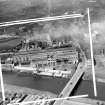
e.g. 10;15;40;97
83;73;105;83
0;84;57;105
0;84;57;98
2;64;75;79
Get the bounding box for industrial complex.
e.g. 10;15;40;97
0;0;105;105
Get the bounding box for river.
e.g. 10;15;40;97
2;72;105;101
2;72;69;95
71;78;105;101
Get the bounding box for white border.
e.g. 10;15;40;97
0;8;98;104
87;8;97;97
8;94;88;105
0;14;83;27
0;58;5;101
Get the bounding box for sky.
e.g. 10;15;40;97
0;0;105;22
0;0;100;22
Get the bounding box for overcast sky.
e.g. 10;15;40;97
0;0;104;22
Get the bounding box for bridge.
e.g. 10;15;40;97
54;62;87;105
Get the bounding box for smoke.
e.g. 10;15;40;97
30;19;105;58
24;19;91;58
91;20;105;54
